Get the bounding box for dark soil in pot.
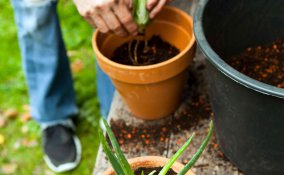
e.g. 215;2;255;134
226;38;284;88
134;167;177;175
111;35;180;66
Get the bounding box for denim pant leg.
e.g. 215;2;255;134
11;0;78;123
96;62;115;119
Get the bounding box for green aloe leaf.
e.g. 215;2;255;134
102;118;134;175
178;120;214;175
158;133;196;175
132;0;149;30
148;170;157;175
99;128;125;175
132;0;137;16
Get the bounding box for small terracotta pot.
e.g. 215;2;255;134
92;6;196;120
103;156;195;175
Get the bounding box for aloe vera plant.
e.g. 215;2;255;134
99;118;214;175
132;0;149;32
128;0;150;66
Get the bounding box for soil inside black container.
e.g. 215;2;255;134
111;35;180;66
134;167;177;175
226;38;284;88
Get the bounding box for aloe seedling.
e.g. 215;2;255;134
129;0;150;65
132;0;149;32
99;118;134;175
162;120;213;175
99;118;214;175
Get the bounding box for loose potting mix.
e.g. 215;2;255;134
111;35;180;66
226;39;284;88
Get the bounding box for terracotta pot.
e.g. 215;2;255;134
92;6;196;120
103;156;195;175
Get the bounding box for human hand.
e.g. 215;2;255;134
73;0;138;37
147;0;171;19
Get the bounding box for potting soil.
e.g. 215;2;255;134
226;38;284;88
111;35;180;66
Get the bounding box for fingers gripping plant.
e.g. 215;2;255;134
99;118;214;175
129;0;150;65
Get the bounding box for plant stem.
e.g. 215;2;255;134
128;40;138;65
134;39;140;65
129;30;150;66
143;39;149;53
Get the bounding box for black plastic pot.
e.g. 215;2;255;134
194;0;284;175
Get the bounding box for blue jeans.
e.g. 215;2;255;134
11;0;115;124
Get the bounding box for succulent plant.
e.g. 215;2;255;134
99;118;214;175
132;0;150;32
128;0;150;66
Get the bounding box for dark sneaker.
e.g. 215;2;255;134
42;123;81;173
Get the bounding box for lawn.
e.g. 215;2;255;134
0;0;101;174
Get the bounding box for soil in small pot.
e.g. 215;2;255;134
134;167;177;175
226;38;284;88
111;35;180;66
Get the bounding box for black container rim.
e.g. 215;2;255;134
193;0;284;98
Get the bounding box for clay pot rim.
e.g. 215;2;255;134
103;156;195;175
92;6;195;71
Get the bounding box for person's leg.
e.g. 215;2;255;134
11;0;80;172
11;0;78;124
96;62;115;119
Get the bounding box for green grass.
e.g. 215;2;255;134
0;0;101;174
